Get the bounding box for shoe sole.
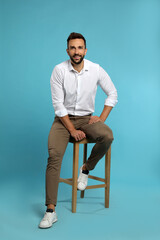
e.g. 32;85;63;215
77;186;87;191
39;218;58;229
77;181;87;191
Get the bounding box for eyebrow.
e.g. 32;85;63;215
70;45;84;48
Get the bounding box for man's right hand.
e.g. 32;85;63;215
59;115;86;141
70;129;86;141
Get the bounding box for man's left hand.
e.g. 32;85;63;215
88;116;103;124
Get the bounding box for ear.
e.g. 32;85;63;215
66;49;69;56
84;48;87;55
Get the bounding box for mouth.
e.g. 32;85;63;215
73;56;81;60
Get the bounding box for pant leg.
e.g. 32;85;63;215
45;117;70;206
80;121;114;171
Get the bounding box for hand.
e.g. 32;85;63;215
70;129;86;141
88;116;103;124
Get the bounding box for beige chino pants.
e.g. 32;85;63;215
45;115;114;207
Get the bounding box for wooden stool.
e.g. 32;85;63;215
59;138;111;213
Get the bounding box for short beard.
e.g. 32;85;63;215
70;55;85;65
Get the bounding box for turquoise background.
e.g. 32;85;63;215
0;0;160;239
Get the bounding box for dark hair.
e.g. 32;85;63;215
67;32;86;49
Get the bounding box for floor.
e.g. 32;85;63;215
1;174;160;240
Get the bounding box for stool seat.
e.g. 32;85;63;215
59;137;111;213
69;137;95;144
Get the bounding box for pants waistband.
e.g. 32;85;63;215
68;114;92;117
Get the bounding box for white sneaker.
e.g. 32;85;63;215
77;165;89;191
39;211;58;229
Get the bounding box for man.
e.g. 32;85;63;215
39;32;118;228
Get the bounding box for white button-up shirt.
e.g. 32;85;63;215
50;58;118;117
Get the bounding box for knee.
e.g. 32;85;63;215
48;147;64;158
48;148;63;166
103;129;114;144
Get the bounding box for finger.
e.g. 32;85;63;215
76;133;80;141
92;118;100;123
88;119;93;124
80;134;85;140
79;132;85;140
75;136;78;141
77;135;81;141
89;116;93;122
80;133;84;140
82;132;86;137
95;119;99;123
80;131;85;137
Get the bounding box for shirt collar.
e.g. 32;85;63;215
68;59;89;72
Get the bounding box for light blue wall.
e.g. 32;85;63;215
1;0;160;199
1;0;160;239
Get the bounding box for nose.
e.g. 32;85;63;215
75;48;79;54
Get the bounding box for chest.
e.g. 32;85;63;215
63;71;98;95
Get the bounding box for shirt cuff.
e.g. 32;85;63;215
104;98;118;107
55;108;68;117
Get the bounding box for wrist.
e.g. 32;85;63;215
99;116;105;122
68;127;76;134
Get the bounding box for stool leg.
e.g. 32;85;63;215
72;142;79;213
105;146;111;208
80;143;87;198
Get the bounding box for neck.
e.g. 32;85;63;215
71;60;84;73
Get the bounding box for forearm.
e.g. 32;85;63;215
59;115;76;133
99;105;113;122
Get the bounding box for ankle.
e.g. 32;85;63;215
47;204;55;211
82;164;87;171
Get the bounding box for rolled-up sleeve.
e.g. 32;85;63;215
98;65;118;107
50;66;68;117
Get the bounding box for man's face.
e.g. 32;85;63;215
66;38;87;65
